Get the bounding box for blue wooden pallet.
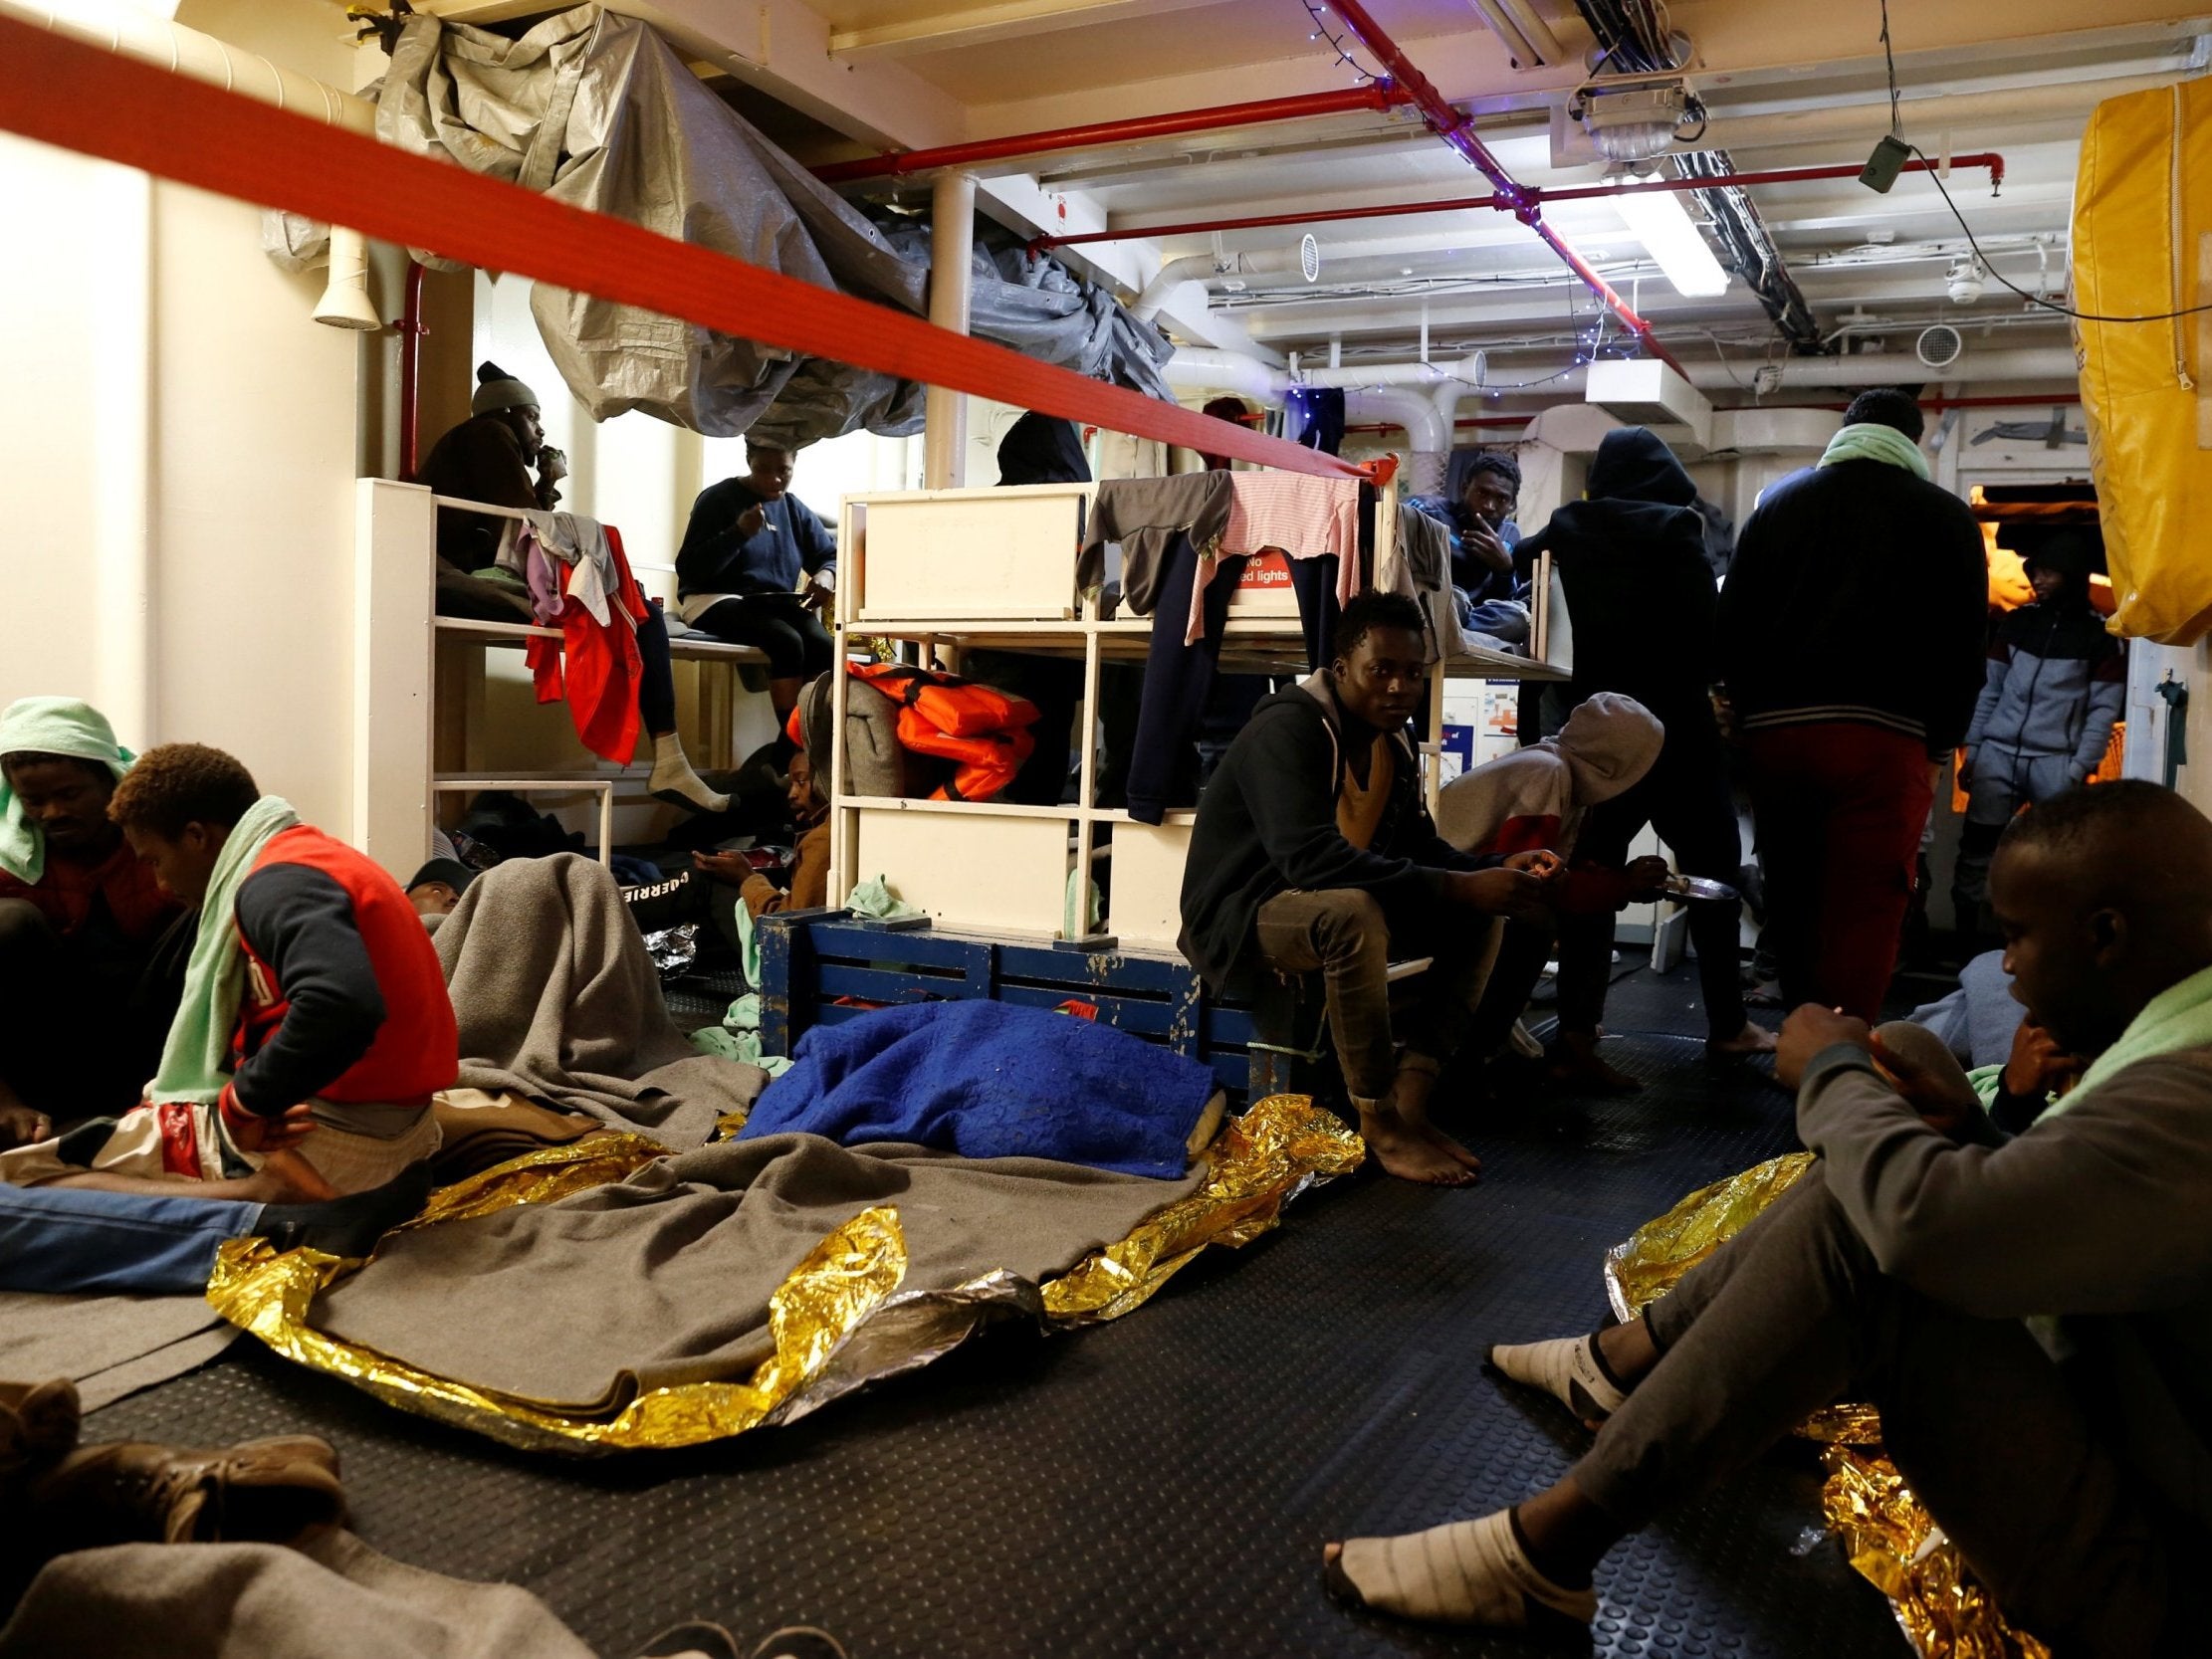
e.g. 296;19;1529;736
756;910;1294;1099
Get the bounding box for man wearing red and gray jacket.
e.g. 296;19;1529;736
1;744;453;1204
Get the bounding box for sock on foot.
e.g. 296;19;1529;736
1336;1509;1598;1627
649;734;732;815
1487;1334;1630;1421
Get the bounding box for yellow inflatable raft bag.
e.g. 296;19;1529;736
2075;79;2212;645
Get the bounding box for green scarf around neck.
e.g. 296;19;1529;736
144;796;301;1105
1818;422;1931;482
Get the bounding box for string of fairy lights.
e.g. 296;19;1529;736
1301;0;1386;86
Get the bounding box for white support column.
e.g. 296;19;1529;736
351;478;438;875
924;171;977;491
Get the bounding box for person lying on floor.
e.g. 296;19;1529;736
0;743;456;1204
0;699;190;1149
1434;693;1668;1075
1323;779;2212;1657
1179;590;1557;1187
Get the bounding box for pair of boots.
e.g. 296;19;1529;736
1;1377;345;1592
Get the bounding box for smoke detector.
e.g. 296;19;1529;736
1916;323;1965;370
1752;363;1784;396
1945;258;1986;306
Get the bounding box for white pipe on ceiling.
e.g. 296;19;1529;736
1167;343;2082;400
1132;246;1316;321
1;0;375;130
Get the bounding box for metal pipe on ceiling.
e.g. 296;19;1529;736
1030;154;2007;253
1267;0;1684;372
810;82;1417;185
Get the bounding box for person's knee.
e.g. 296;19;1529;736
1309;890;1389;964
0;899;56;957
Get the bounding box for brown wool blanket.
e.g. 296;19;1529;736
314;1133;1203;1414
433;853;764;1148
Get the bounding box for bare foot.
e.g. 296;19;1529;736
242;1150;340;1205
1546;1046;1644;1095
1360;1114;1478;1186
1708;1022;1779;1058
1426;1126;1482;1174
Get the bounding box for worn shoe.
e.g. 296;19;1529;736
260;1161;436;1260
31;1434;344;1555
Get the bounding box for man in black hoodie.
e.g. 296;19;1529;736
1718;389;1986;1020
1518;428;1774;1087
1180;592;1555;1185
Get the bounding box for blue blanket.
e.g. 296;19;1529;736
740;1001;1218;1178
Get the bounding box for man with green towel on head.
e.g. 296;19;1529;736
1325;780;2212;1657
0;699;187;1147
0;743;456;1202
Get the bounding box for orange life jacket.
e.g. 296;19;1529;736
847;662;1040;803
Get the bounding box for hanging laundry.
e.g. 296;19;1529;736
524;523;648;765
1081;474;1235;615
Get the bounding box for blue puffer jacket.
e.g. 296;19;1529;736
1963;597;2125;783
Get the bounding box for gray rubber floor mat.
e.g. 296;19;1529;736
83;962;1909;1658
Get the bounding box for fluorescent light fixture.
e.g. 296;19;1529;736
1614;184;1730;299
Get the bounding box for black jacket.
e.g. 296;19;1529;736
1178;675;1491;996
1518;427;1717;733
1718;455;1987;751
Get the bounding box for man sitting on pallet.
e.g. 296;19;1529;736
1180;591;1556;1186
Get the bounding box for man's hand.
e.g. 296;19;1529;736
1623;854;1671;900
227;1101;318;1155
1775;1004;1872;1092
736;503;768;539
1503;849;1564;884
1710;688;1738;742
692;850;755;885
1956;751;1975;790
1462;521;1513;574
2000;1021;2083;1103
0;1103;52;1148
1445;867;1546;920
537;445;569;488
802;574;836;614
1868;1029;1987;1137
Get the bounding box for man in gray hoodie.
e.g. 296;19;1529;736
1325;780;2212;1655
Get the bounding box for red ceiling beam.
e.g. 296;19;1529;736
1030;154;2007;252
811;82;1416;185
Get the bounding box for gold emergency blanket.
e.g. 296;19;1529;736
209;1095;1361;1454
1606;1155;2043;1657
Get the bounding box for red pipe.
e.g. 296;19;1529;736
1316;0;1684;375
812;83;1415;185
396;259;426;480
1033;155;2006;252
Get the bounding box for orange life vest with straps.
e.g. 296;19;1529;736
846;662;1040;803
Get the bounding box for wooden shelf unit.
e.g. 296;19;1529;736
825;479;1574;947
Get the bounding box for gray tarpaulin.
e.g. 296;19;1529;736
366;4;1173;446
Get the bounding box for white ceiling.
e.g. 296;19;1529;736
426;0;2212;386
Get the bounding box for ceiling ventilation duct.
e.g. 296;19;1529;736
1917;324;1965;370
